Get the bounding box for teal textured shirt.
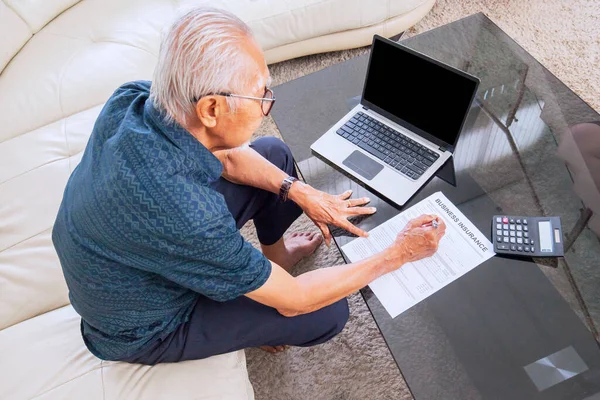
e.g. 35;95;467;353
52;81;271;360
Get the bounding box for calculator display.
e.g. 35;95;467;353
538;221;553;253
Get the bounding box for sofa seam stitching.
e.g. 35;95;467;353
28;366;104;399
93;38;158;58
1;301;69;331
0;150;83;187
63;118;71;172
56;49;85;119
0;227;53;254
0;103;103;146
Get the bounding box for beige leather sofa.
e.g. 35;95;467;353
0;0;435;398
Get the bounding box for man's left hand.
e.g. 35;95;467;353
289;182;376;247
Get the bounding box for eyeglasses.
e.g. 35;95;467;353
193;87;276;116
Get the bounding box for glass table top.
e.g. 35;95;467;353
271;13;600;400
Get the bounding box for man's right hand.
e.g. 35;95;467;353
389;214;446;269
247;213;446;317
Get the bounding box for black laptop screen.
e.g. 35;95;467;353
363;37;478;148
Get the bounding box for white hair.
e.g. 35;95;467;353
150;7;255;125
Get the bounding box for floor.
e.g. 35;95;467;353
244;1;600;399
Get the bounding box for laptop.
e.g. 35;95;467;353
310;35;480;206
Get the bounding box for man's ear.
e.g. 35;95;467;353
195;96;224;128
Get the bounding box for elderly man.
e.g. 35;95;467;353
52;7;446;365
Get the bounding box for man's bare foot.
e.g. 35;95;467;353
261;232;323;271
259;345;288;353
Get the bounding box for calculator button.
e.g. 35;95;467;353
504;237;509;243
523;219;528;225
509;218;515;223
503;230;509;236
530;240;535;245
510;231;516;237
517;238;523;244
523;225;528;231
510;245;516;251
510;237;516;243
517;246;523;252
497;244;509;250
497;230;502;236
517;231;523;237
516;219;521;224
496;223;502;230
524;246;530;252
502;217;509;224
497;236;502;242
496;217;502;223
517;225;522;231
524;239;529;244
524;232;529;238
509;224;515;230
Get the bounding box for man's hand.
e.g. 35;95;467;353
289;183;376;246
214;144;376;246
246;214;446;318
388;214;446;270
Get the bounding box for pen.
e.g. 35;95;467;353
422;218;439;229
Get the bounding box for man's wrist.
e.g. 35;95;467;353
278;176;298;202
287;179;310;205
381;246;406;272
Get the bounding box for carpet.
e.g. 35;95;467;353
244;1;600;399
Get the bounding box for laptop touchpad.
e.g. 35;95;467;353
342;150;384;181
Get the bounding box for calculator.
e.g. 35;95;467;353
492;215;564;257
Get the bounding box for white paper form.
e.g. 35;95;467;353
341;191;495;318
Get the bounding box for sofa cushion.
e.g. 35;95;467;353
4;0;82;33
226;0;431;51
0;230;69;330
0;305;253;399
0;1;32;74
0;103;100;329
264;0;436;64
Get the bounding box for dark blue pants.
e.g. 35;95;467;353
122;137;349;365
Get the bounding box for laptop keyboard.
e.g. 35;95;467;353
336;112;440;180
